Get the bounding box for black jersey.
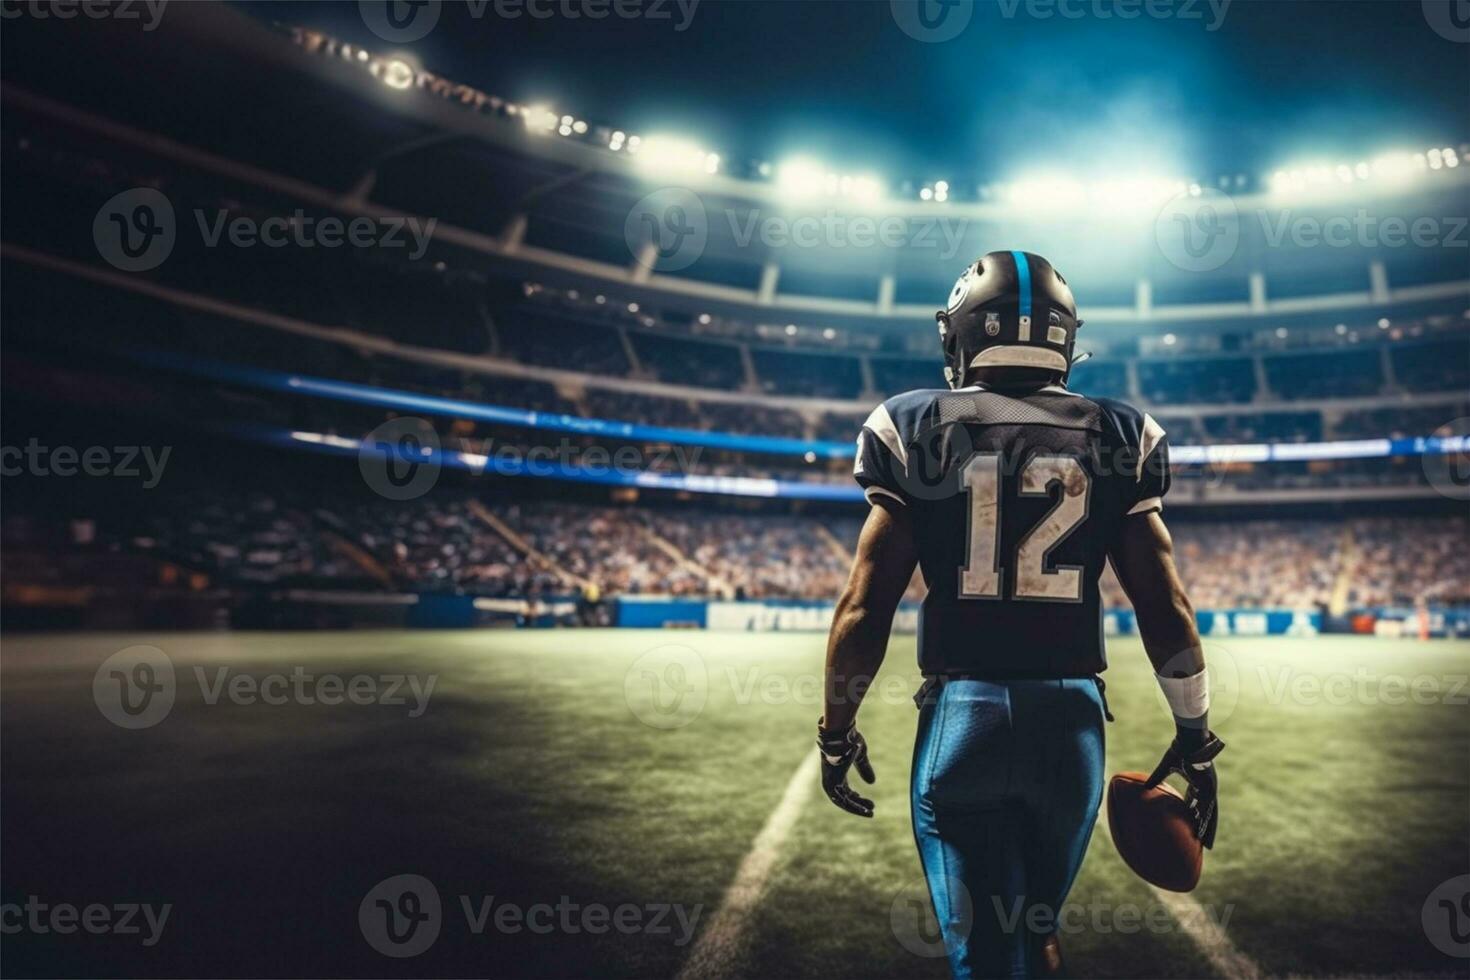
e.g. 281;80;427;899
854;383;1169;679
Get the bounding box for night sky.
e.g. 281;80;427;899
243;1;1470;186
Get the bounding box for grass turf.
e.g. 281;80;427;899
1;630;1466;978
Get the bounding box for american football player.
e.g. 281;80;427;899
817;251;1223;978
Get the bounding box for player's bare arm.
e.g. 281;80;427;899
1110;511;1225;847
816;497;918;818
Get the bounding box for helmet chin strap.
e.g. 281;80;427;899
945;347;966;389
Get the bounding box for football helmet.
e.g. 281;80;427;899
937;250;1081;388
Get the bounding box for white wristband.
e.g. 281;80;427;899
1156;669;1209;720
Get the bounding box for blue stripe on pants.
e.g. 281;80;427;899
910;678;1106;979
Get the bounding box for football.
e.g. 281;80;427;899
1107;772;1205;893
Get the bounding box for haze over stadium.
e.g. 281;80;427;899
0;2;1467;978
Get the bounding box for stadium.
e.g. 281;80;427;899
1;2;1467;978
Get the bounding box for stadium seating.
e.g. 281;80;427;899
1136;357;1257;405
8;486;1463;609
630;333;746;390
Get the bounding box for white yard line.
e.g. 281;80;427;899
1146;883;1264;980
1095;807;1264;979
675;750;819;980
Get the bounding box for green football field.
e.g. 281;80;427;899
2;630;1467;978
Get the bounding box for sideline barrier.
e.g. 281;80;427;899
614;599;1331;635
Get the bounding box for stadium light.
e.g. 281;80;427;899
1002;175;1089;212
1089;176;1187;213
630;135;720;177
1370;152;1415;181
1268;145;1459;198
380;59;415;90
776;158;884;203
522;105;558;134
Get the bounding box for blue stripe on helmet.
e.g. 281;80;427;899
1011;250;1032;321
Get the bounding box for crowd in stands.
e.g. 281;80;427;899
9;488;1464;611
1344;518;1470;608
1119;520;1343;610
332;497;552;597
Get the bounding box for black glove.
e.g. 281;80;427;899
1146;732;1224;848
816;720;876;818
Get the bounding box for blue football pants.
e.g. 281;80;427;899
910;677;1107;979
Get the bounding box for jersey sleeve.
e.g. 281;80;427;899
853;402;908;507
1127;413;1170;516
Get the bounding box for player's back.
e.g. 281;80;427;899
854;381;1169;678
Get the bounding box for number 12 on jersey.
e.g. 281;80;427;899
959;453;1090;602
